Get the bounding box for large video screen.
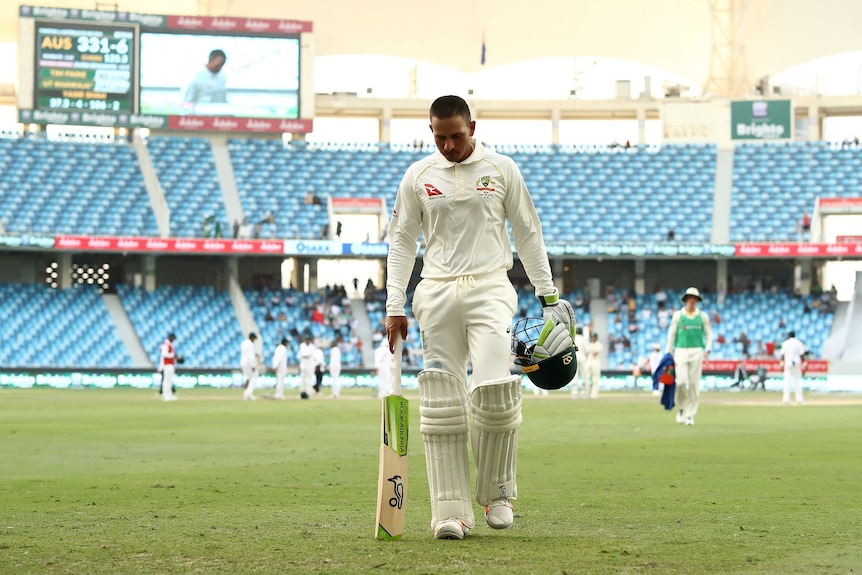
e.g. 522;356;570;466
34;21;136;113
140;33;300;119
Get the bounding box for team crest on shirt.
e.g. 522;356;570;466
475;175;497;199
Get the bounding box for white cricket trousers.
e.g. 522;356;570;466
783;367;803;404
299;365;315;396
673;347;703;418
242;365;257;398
412;272;517;385
583;359;601;398
330;367;342;397
377;366;393;398
274;368;286;399
161;364;175;400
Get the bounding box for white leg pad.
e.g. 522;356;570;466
471;375;522;506
418;369;475;529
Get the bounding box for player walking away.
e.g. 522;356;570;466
374;338;394;398
385;95;575;540
583;332;603;398
571;327;589;398
780;330;808;405
241;332;259;401
666;287;713;426
158;333;179;401
296;334;317;399
271;337;288;400
329;338;343;399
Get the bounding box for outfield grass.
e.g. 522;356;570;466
0;388;860;575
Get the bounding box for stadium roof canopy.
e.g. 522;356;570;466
3;0;862;90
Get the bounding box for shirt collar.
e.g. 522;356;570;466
435;140;485;167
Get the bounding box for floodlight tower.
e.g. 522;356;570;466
703;0;751;98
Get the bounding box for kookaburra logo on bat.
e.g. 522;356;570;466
388;475;404;509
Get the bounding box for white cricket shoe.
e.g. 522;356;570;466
685;417;695;426
433;518;469;540
675;410;685;424
484;498;514;530
243;394;257;401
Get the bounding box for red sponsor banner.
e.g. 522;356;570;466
166;15;312;34
703;359;827;374
735;242;862;257
54;236;284;255
818;197;862;210
331;197;385;212
167;116;313;133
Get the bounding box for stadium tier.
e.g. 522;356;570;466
731;142;862;241
0;283;132;368
0;136;159;237
605;289;834;369
116;284;241;368
511;144;716;243
146;137;231;238
227;140;419;239
245;288;361;367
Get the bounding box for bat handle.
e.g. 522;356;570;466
391;334;403;396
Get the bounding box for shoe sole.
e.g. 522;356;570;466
433;521;467;540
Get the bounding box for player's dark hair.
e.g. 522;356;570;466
281;337;288;345
209;49;227;62
430;95;471;123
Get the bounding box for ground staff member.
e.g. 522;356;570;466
385;95;574;540
666;287;712;426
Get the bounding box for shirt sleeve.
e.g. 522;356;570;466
386;169;423;316
666;311;680;353
503;159;555;298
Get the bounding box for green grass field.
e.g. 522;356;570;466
1;388;860;575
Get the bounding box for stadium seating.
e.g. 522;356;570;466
116;284;241;368
0;136;159;236
146;137;230;238
227;140;715;243
245;288;361;368
0;283;131;368
730;141;862;241
605;289;834;369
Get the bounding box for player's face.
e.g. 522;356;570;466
208;56;226;73
430;115;475;163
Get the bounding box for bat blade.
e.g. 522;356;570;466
375;335;407;540
375;393;409;540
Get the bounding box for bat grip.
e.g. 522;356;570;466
391;334;403;396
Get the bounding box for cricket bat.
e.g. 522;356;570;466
374;334;408;540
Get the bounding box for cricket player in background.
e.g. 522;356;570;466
666;287;713;426
385;95;575;540
271;337;288;400
181;49;228;113
158;333;178;402
570;327;589;398
780;330;808;405
374;338;394;398
241;332;259;401
329;338;343;399
583;332;603;399
296;334;317;399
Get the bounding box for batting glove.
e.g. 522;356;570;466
539;291;576;339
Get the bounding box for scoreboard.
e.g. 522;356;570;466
17;6;314;133
35;23;135;113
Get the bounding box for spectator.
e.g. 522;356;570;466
801;212;810;233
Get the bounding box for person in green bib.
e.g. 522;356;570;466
665;287;713;426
